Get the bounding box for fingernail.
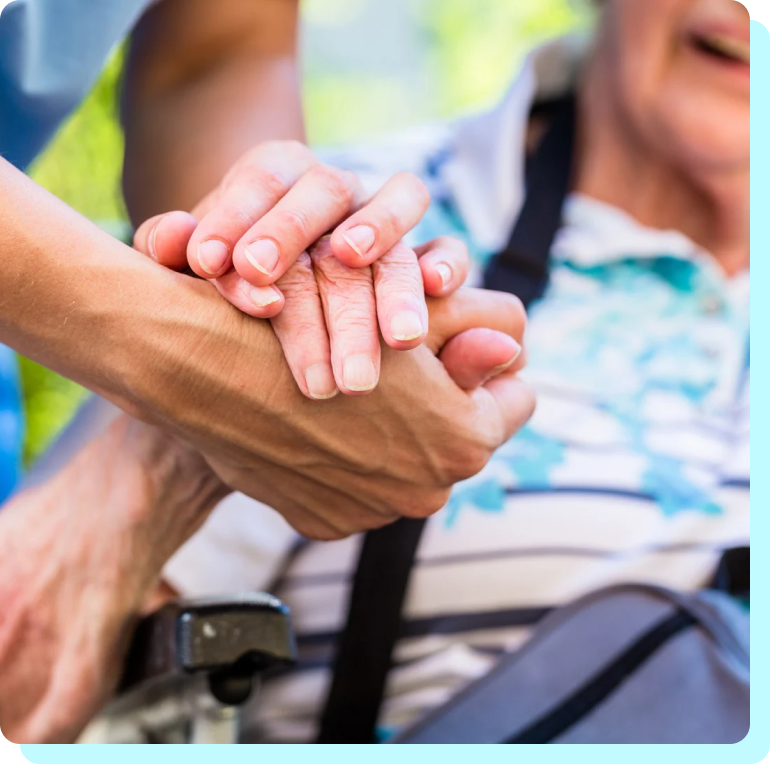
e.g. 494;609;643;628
343;354;377;391
305;364;339;400
244;239;281;276
390;311;425;341
198;239;230;275
147;219;162;261
341;225;376;258
492;340;523;373
249;285;282;308
435;263;452;288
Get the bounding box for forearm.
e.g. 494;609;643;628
0;158;146;396
0;157;246;419
0;417;227;743
122;0;303;222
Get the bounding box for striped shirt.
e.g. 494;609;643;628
163;37;750;743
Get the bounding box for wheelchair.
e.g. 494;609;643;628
79;593;296;744
23;395;297;745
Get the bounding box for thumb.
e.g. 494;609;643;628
439;328;525;390
426;288;526;354
133;211;198;270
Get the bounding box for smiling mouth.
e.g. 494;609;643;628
690;32;750;66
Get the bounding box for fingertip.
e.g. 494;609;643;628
196;239;231;278
420;256;459;296
232;241;283;286
421;263;450;296
383;309;427;350
337;353;379;395
241;282;285;317
439;328;522;390
148;211;198;270
383;335;424;351
329;231;373;268
303;363;340;400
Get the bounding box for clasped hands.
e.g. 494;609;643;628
130;139;535;539
134;139;523;399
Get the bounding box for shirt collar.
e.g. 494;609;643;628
553;194;708;266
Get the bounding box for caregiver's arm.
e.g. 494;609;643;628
122;0;303;221
0;156;533;541
0;155;206;410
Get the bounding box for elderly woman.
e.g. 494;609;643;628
134;0;748;744
2;0;749;745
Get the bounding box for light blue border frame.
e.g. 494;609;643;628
18;18;768;764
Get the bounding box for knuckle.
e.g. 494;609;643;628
275;207;313;241
395;172;431;209
252;139;309;164
254;167;292;199
398;487;451;520
430;426;493;483
382;241;418;266
221;181;276;225
440;235;469;260
339;169;362;195
276;252;317;292
383;207;409;235
376;263;422;294
316;253;373;285
308;165;354;207
309;239;337;267
488;290;527;335
329;306;376;337
323;271;374;304
452;443;492;481
280;139;314;162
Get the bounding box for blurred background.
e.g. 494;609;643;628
21;0;591;464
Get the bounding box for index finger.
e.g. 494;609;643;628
186;142;317;279
329;172;431;268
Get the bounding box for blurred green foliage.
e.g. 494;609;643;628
19;0;588;464
21;48;127;464
304;0;590;145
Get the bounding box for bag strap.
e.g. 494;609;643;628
709;546;749;599
316;94;577;745
316;518;426;743
483;94;576;302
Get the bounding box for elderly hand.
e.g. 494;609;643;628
0;417;228;743
133;141;469;398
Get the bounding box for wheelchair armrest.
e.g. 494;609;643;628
118;593;296;708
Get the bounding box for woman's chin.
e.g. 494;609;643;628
648;98;749;178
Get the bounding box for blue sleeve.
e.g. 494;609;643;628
0;345;24;503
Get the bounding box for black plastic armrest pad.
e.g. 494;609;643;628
119;593;297;696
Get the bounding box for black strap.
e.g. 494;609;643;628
709;546;750;599
484;94;576;302
316;94;578;745
316;518;427;743
504;608;697;744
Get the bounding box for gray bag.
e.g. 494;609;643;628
392;583;749;744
